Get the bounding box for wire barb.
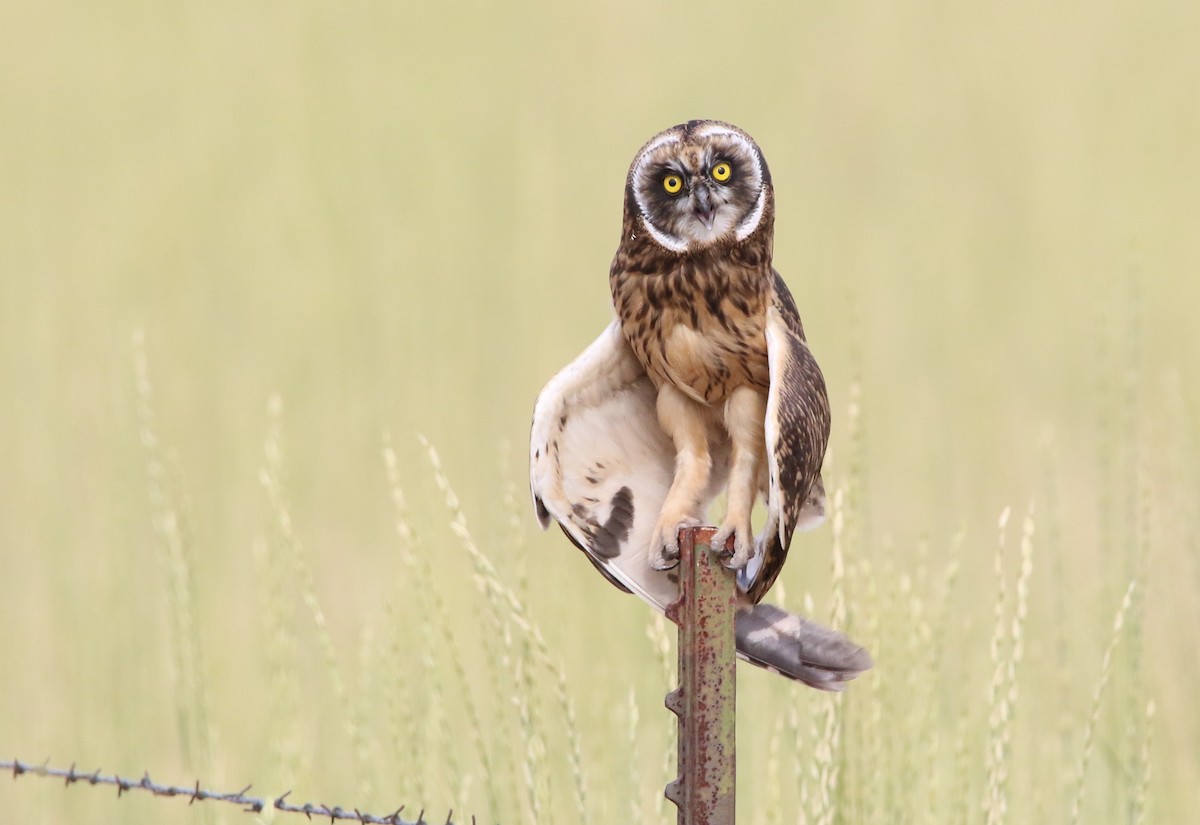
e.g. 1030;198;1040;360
1;758;467;825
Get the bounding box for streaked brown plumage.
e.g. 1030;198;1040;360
529;120;870;689
611;254;771;403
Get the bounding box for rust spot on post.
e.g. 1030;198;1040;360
664;526;736;825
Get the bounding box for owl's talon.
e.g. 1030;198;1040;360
712;521;755;570
648;544;678;571
649;514;700;570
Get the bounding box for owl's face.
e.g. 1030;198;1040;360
625;120;771;254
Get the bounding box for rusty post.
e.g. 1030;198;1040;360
664;526;736;825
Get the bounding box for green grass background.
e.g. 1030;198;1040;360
2;0;1197;822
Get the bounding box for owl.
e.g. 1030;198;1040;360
530;120;871;689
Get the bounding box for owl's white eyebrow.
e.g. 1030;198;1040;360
631;130;682;171
692;122;742;140
704;132;759;169
693;127;760;169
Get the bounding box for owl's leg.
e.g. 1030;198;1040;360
648;383;711;570
713;385;767;569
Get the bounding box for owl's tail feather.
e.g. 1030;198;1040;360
735;603;873;691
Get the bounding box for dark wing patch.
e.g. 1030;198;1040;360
557;523;633;593
592;486;634;559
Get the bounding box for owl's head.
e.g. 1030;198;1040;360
624;120;773;254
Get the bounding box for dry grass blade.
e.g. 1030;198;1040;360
1069;579;1138;825
132;330;217;813
260;395;371;802
421;436;589;825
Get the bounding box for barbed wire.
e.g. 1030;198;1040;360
2;758;474;825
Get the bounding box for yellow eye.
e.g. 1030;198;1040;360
712;162;732;182
663;174;683;195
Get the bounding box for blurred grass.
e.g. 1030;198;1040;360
1;0;1198;822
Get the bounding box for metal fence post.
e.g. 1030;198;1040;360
664;526;736;825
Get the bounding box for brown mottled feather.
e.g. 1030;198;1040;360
740;271;831;604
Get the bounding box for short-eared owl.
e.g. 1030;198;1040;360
530;120;871;689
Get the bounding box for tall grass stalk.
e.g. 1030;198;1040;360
498;444;542;821
1131;699;1155;825
382;587;421;804
922;527;965;820
983;504;1035;825
416;435;544;822
1039;432;1075;806
380;480;427;805
132;330;217;816
808;484;849;825
505;479;544;823
1119;461;1153;823
497;472;533;812
790;700;811;825
251;535;303;787
850;555;882;825
982;506;1012;824
843;381;865;562
354;621;380;789
260;395;372;801
892;553;925;824
950;696;974;825
421;436;589;825
626;686;642;824
763;710;785;825
382;434;489;815
1068;579;1137;825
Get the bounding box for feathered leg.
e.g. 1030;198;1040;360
713;385;767;569
647;384;711;570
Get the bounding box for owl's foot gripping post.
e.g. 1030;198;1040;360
711;519;754;570
648;514;702;570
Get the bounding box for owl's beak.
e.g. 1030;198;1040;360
692;184;717;230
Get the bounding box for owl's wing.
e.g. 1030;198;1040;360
532;316;868;689
531;320;729;610
738;273;831;604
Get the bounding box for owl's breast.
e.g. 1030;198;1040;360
657;322;768;403
612;262;770;405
